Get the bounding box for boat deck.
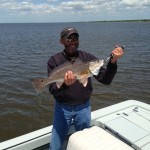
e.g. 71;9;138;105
91;100;150;150
0;100;150;150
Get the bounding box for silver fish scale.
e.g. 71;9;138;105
47;62;90;83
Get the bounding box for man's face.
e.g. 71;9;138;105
61;33;79;57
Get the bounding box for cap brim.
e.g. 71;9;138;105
61;30;79;38
66;31;79;38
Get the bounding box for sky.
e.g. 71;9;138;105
0;0;150;23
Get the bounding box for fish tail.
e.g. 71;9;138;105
31;78;46;93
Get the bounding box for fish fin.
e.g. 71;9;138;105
56;82;63;89
79;78;88;87
31;78;46;93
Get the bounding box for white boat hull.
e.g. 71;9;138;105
0;100;150;150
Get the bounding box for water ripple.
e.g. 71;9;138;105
0;22;150;142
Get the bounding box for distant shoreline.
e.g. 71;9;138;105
89;19;150;23
0;19;150;24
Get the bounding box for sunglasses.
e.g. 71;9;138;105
65;37;79;42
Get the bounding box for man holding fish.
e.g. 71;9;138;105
33;27;124;150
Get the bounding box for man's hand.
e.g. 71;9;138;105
64;71;77;86
111;45;124;64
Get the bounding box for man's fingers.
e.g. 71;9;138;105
64;71;76;85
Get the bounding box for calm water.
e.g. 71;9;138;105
0;22;150;142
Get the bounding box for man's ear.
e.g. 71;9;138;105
60;39;64;45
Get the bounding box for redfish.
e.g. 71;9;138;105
32;59;104;93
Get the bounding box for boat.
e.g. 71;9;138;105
0;100;150;150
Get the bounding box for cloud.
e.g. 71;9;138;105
0;0;150;15
0;0;150;22
0;1;57;15
121;0;150;6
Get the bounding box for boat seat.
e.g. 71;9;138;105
67;126;134;150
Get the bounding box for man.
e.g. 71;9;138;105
47;27;124;150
